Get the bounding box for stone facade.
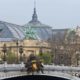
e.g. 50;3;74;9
0;40;51;62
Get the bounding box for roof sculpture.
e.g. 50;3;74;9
25;26;37;40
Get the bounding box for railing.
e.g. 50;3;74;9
44;65;80;72
0;63;80;72
0;64;79;79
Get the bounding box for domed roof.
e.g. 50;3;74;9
0;6;52;41
0;21;25;41
24;8;52;41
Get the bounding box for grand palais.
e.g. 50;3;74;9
0;6;80;66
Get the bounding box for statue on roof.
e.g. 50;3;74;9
25;26;37;40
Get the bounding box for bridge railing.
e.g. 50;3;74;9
0;64;79;79
0;63;80;73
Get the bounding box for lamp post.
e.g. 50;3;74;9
76;53;79;66
2;44;7;72
16;40;19;63
19;45;23;63
2;44;7;63
39;47;43;56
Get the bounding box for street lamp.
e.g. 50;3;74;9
19;45;23;63
39;47;43;56
2;44;7;62
16;40;19;63
76;53;79;66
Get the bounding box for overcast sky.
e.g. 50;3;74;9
0;0;80;29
